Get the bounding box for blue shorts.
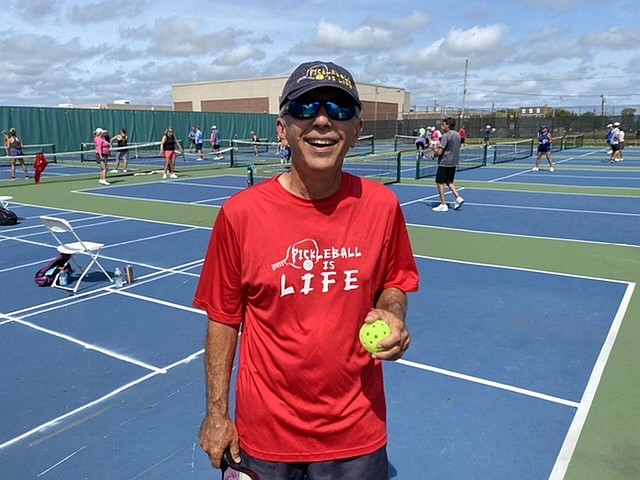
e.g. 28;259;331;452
237;446;389;480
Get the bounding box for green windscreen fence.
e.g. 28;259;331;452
0;106;278;154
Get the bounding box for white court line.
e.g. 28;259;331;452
0;349;204;451
400;187;467;207
37;446;87;477
109;288;206;315
71;189;218;208
488;149;605;183
189;196;232;205
458;201;640;217
549;282;636;479
168;180;244;190
7;258;203;319
396;358;579;408
414;253;631;284
3;200;213;231
7;316;166;374
406;256;636;477
406;222;640;249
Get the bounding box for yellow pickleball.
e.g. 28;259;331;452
359;320;391;353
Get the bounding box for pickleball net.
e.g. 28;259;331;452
490;138;534;164
394;134;421;151
562;134;584;150
0;143;57;165
349;135;375;156
1;140;238;185
247;150;402;186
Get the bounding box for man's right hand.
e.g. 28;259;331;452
198;414;241;469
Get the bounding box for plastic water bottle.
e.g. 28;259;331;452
59;270;68;286
114;267;124;287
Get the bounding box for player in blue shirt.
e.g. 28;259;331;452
532;125;554;172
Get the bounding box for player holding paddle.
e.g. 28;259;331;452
194;61;419;480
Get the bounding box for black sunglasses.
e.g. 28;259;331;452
283;100;360;121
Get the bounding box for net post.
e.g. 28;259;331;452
414;152;421;180
230;140;237;167
396;150;401;183
80;143;85;162
51;144;57;163
246;166;254;187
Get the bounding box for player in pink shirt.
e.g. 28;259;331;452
93;128;111;185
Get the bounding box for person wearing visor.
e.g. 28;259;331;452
194;61;419;480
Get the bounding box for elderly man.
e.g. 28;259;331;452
194;61;419;480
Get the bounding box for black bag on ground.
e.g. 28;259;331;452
0;207;18;226
35;254;73;287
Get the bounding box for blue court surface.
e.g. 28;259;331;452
397;186;640;246
1;147;637;479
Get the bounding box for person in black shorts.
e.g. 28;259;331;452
432;117;464;212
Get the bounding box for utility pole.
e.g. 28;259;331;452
461;58;469;124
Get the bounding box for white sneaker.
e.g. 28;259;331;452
454;196;465;210
432;204;449;212
532;167;539;171
123;169;127;173
162;173;167;179
550;167;554;172
99;179;111;186
110;169;118;173
170;173;178;179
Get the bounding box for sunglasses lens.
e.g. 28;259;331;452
287;101;358;120
288;101;321;119
324;102;357;120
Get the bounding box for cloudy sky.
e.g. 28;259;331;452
2;0;638;113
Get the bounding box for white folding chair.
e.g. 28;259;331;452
40;216;113;293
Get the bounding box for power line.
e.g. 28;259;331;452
468;88;639;99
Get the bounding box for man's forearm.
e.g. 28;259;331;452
203;320;240;417
375;287;408;321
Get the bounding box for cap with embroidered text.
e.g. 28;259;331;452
280;61;361;109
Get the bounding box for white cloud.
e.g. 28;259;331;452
442;25;509;56
218;46;266;66
0;0;637;109
311;20;395;51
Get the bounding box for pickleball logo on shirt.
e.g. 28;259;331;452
271;238;320;271
273;238;363;297
271;238;362;271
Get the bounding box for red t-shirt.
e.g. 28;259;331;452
193;173;419;462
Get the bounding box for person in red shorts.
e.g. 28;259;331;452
194;61;420;480
159;127;184;179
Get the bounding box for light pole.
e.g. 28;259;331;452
374;87;379;139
